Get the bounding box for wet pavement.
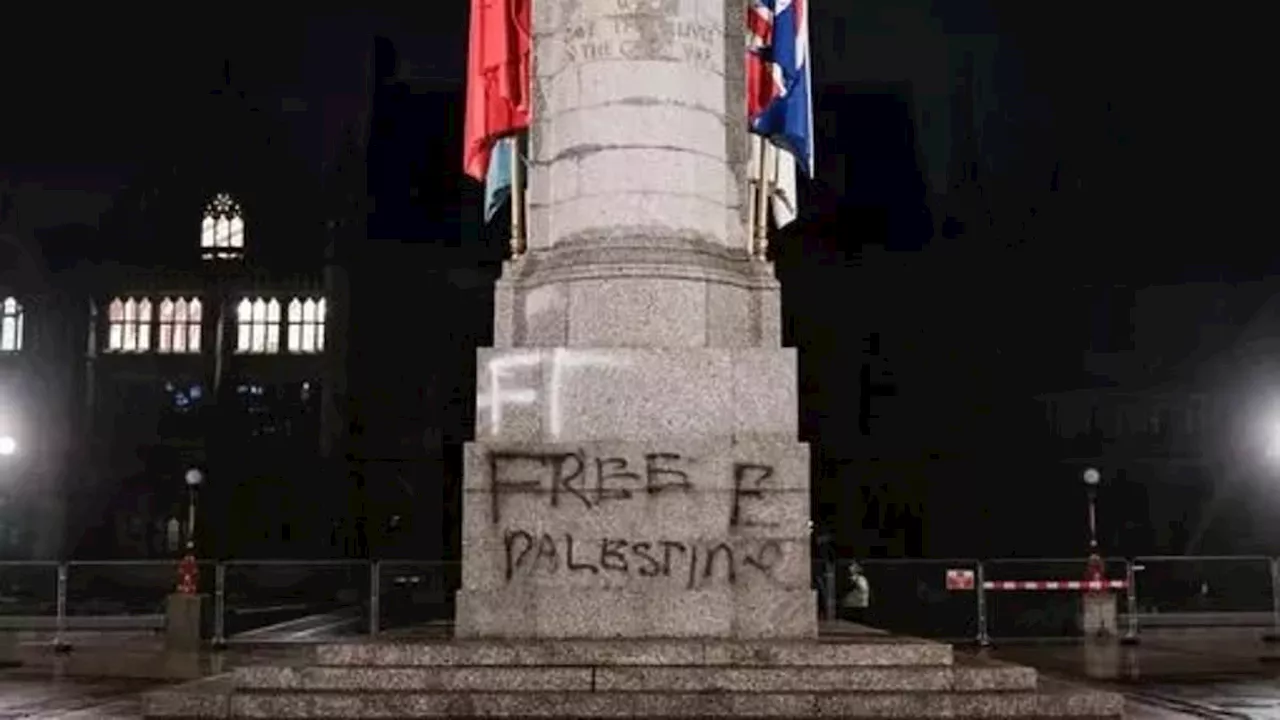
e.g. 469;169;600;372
0;636;311;718
0;675;159;719
976;629;1280;718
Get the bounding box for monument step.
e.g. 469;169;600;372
234;656;1035;693
312;637;953;668
157;687;1122;718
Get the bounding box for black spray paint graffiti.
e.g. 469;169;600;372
503;530;786;588
488;450;694;523
487;451;780;529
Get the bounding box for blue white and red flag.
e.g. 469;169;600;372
746;0;815;178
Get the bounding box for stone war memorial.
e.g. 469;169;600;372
145;0;1126;716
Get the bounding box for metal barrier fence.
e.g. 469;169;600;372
0;559;460;650
828;555;1280;645
1;555;1277;648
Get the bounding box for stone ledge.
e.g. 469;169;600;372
506;237;779;292
217;689;1122;718
312;638;953;668
232;662;1035;693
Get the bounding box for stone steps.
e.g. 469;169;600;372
234;658;1036;693
141;638;1125;719
312;637;953;668
161;688;1124;718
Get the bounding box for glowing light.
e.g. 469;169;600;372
0;436;15;456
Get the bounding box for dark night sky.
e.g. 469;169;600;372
2;2;1266;278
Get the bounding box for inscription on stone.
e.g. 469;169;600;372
558;1;721;69
487;449;790;588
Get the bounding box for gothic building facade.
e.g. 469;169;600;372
0;28;496;562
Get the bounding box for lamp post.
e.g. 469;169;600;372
176;468;204;595
184;468;203;547
1082;467;1101;552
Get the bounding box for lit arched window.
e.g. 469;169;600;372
236;297;281;354
158;297;203;354
0;296;22;353
286;297;327;354
201;193;246;260
107;297;154;353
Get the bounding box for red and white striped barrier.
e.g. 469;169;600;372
982;579;1127;592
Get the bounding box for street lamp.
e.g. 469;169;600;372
176;468;204;595
184;468;203;549
1082;467;1101;551
0;435;15;457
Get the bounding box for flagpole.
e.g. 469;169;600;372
747;137;759;256
510;133;526;257
753;137;772;261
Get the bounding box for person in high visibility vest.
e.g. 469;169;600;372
841;561;871;624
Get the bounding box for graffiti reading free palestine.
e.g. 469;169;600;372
488;450;785;587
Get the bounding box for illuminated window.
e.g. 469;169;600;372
157;297;203;354
286;297;326;354
106;297;154;353
0;296;22;353
201;192;246;260
236;298;281;354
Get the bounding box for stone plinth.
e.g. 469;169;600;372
472;348;797;442
456;437;813;638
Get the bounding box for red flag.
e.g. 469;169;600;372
463;0;532;181
745;1;775;121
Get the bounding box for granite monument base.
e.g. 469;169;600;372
454;435;816;639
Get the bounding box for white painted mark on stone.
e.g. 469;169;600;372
486;352;543;435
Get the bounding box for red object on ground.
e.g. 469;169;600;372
463;0;532;180
176;554;199;595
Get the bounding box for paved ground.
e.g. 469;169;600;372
977;629;1280;718
0;635;311;718
0;675;158;719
